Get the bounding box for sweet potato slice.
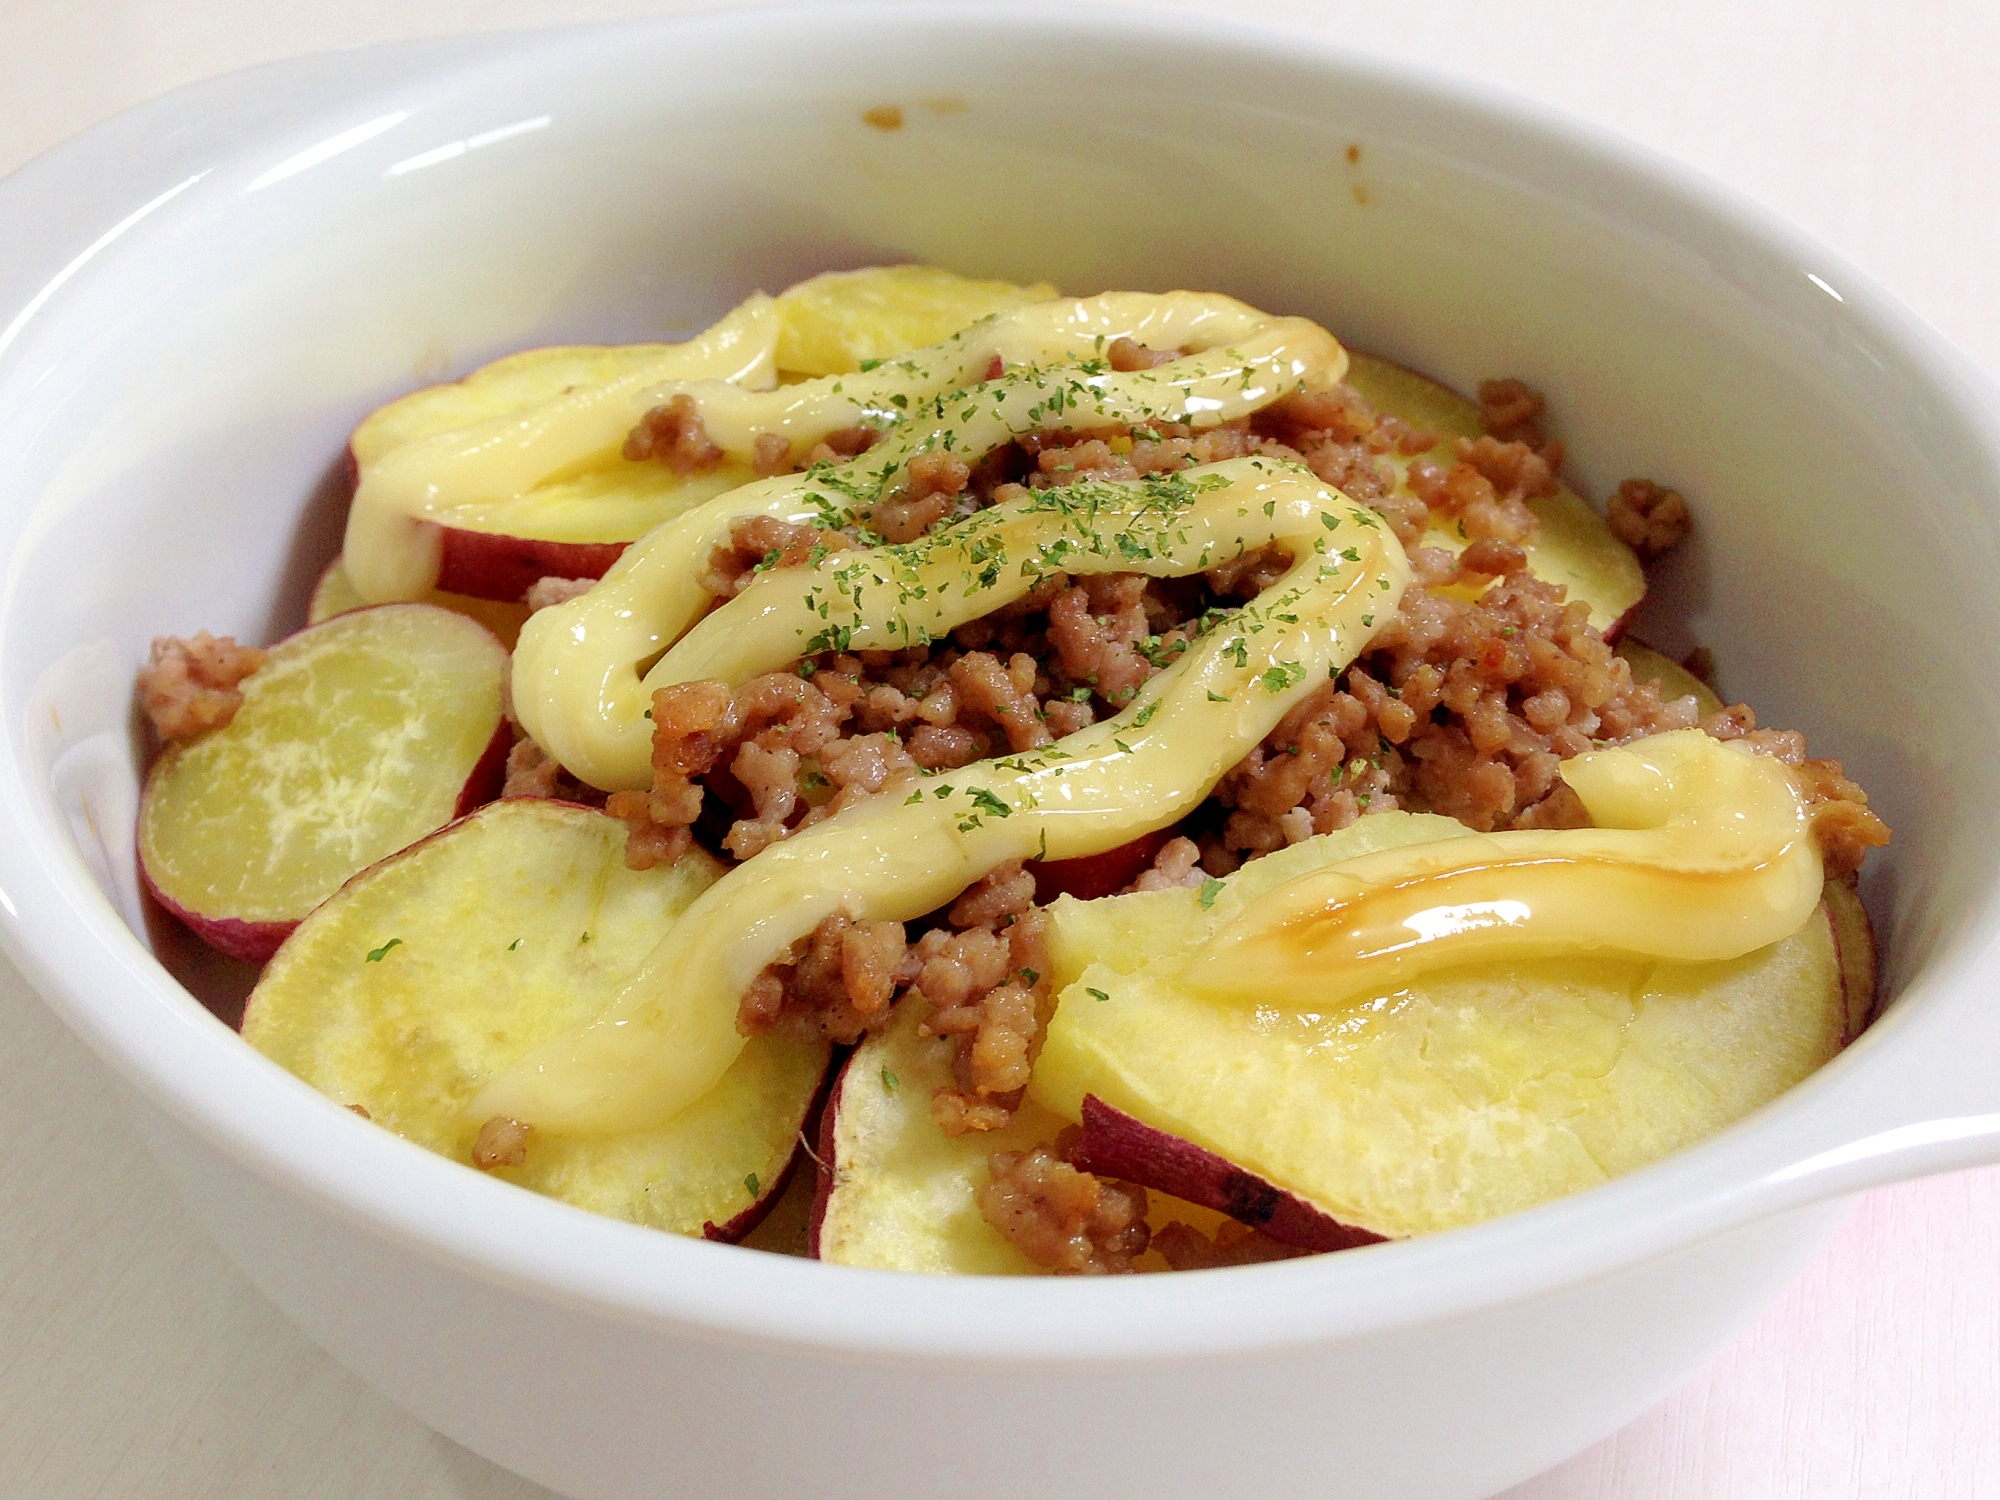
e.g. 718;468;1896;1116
811;1002;1236;1273
243;799;829;1238
1031;811;1855;1241
1068;1095;1384;1254
308;557;532;647
139;604;508;961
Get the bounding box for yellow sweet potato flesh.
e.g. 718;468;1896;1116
140;604;505;925
347;267;1054;546
1031;813;1846;1240
819;1002;1234;1274
243;799;828;1235
308;558;531;647
1616;640;1723;716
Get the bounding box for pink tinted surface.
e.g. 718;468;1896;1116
1;2;1996;1497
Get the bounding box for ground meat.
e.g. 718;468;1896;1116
1607;478;1694;559
803;424;882;469
921;870;1051;1134
1151;1219;1310;1270
700;516;853;599
1106;337;1181;371
751;431;793;476
1204;542;1293;600
1405;440;1544;546
865;450;972;543
1127;836;1206;891
605;367;1881;1222
731;858;1054;1129
606;789;691;870
523;575;594;611
471;1116;531;1170
1203;543;1881;878
948;650;1051;750
1244;385;1446;546
736;911;914;1044
977;1141;1150;1274
139;632;268;739
502;737;564;798
1203;546;1705;864
623;393;724;473
1477;377;1545;444
502;735;610;809
619;561;1215;871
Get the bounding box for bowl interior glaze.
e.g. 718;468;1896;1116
3;6;1999;1370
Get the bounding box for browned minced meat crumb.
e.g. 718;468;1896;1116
736;911;915;1044
606;790;692;870
803;423;882;470
751;431;793;476
1205;544;1705;864
1607;478;1694;559
867;449;973;543
700;515;856;599
471;1116;531;1170
139;632;268;739
1477;377;1550;448
1401;434;1553;548
735;860;1052;1134
920;867;1050;1134
623;393;724;473
1206;544;1885;878
502;736;608;810
1128;835;1206;892
623;561;1212;868
502;737;565;799
523;575;594;611
1701;702;1891;878
1106;337;1181;371
1151;1219;1310;1271
977;1140;1150;1274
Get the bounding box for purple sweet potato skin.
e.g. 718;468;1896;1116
1070;1094;1387;1254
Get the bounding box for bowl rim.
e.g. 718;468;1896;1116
5;1;2000;1364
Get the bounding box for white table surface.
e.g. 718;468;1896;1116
3;1;1997;1495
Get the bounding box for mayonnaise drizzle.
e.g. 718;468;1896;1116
342;295;785;604
513;294;1345;789
1189;730;1824;1005
471;458;1409;1135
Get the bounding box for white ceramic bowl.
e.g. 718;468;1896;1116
3;9;1998;1498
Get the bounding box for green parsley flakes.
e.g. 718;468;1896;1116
365;938;402;963
968;787;1012;818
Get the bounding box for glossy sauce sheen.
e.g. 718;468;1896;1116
1192;731;1822;1004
